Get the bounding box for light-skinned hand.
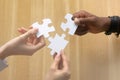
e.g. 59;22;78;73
45;50;71;80
0;28;45;59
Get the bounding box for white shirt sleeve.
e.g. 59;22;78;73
0;59;8;71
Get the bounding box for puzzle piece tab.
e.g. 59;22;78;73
48;34;69;55
61;13;78;35
32;19;55;38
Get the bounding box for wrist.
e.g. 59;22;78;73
0;45;9;60
105;16;120;37
101;17;111;32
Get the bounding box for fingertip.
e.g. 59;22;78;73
60;50;67;62
34;28;38;31
71;16;75;20
60;49;64;55
61;50;67;61
56;53;61;58
29;26;33;29
33;28;38;32
74;18;79;21
17;28;21;32
30;28;38;35
22;29;34;38
74;18;80;25
53;53;57;59
40;35;44;38
17;28;25;34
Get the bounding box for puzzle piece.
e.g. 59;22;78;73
61;13;78;35
48;34;69;55
32;19;55;38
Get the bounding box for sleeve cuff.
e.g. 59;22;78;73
0;59;8;71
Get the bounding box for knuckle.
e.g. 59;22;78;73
80;10;86;14
92;16;98;21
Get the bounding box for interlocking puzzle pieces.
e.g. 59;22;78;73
61;13;78;35
32;19;55;38
48;34;69;55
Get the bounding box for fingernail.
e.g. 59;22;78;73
71;17;74;20
74;18;79;22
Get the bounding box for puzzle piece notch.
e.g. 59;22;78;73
42;19;52;26
48;34;69;55
61;13;78;35
48;34;66;43
32;19;55;38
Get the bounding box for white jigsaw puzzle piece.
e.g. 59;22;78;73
32;19;55;38
32;22;41;37
48;34;69;55
61;13;78;35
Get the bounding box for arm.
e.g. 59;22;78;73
0;28;45;60
45;50;71;80
0;44;9;60
72;10;111;35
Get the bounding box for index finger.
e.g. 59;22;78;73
72;10;86;20
60;50;70;71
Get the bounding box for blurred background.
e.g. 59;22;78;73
0;0;120;80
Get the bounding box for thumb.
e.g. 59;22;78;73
21;28;38;39
74;17;92;25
